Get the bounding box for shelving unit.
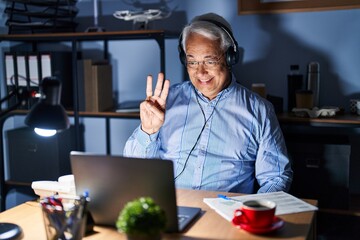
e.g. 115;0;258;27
0;30;166;146
0;30;169;211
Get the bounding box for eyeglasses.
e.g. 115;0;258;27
186;56;223;69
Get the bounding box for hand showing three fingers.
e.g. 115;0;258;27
140;73;170;135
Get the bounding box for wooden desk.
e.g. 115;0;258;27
0;189;317;240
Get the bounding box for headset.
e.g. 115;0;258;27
178;19;240;68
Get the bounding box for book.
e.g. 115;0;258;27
4;53;15;87
92;63;113;112
78;59;113;112
16;54;27;86
4;52;39;109
28;54;40;87
78;59;93;111
40;53;52;80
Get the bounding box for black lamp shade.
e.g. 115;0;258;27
25;103;70;130
25;77;70;131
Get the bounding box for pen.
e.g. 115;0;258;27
77;191;89;219
218;194;242;203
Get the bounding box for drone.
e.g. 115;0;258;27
113;9;171;28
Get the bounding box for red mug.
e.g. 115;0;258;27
233;199;276;228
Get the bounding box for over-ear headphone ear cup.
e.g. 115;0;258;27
226;45;240;67
178;44;186;66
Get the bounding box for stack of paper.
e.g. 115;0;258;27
31;174;76;199
203;191;318;222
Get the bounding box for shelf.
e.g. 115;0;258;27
5;19;77;30
5;180;31;187
8;109;140;119
277;112;360;127
0;30;167;42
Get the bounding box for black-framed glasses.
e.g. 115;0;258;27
186;55;223;69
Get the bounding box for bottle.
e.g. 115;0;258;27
287;65;304;111
307;62;320;107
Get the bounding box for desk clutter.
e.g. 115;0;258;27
204;191;318;234
32;176;92;239
31;174;77;199
3;0;78;34
292;106;340;118
287;62;320;111
41;194;89;240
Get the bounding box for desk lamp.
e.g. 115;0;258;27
25;76;70;137
0;77;70;238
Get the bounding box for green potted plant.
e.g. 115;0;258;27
116;197;167;240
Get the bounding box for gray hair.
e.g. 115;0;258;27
181;21;233;54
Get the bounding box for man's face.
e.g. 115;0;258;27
185;33;230;100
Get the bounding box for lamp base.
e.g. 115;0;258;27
0;223;23;239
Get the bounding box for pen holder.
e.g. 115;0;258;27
41;196;88;240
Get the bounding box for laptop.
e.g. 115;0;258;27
70;151;201;233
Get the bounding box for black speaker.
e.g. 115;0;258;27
5;126;79;183
178;19;239;67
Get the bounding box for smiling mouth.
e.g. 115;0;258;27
198;78;212;84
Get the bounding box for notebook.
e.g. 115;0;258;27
70;151;201;233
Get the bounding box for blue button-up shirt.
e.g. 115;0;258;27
124;77;293;194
